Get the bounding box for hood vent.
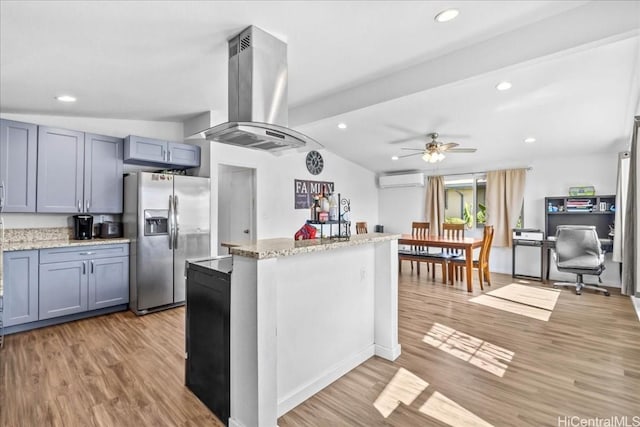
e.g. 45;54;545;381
204;26;318;152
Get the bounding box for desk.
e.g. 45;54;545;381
399;234;483;292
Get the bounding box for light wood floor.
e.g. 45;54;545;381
1;269;639;426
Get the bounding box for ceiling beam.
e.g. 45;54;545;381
289;1;640;127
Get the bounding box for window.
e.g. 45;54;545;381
444;174;522;231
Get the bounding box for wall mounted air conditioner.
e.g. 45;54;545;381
378;172;425;188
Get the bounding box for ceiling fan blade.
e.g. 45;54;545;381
398;152;424;158
437;133;471;139
439;142;460;151
388;136;426;144
400;148;425;151
448;148;478;153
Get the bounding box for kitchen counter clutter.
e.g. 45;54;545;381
227;232;401;259
205;233;400;426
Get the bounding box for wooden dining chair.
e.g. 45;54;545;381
420;222;465;284
355;222;368;234
398;222;430;274
448;225;494;290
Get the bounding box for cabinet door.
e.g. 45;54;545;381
85;133;123;213
37;126;84;213
2;250;39;327
39;260;88;319
0;119;37;212
167;142;200;167
88;256;129;310
124;136;167;164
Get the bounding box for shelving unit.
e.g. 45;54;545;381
545;194;615;239
307;193;351;239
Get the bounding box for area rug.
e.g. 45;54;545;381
469;284;561;322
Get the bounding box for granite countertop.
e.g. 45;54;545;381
3;238;130;252
229;233;400;260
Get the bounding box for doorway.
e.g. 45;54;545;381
217;165;256;255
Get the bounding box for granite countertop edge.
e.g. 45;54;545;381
229;233;401;260
2;238;131;252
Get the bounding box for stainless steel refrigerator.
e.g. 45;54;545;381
124;172;210;315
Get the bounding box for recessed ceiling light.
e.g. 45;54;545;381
524;137;536;143
337;123;347;130
434;9;459;23
496;81;512;91
56;95;77;102
391;156;399;161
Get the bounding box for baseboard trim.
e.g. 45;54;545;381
228;418;246;427
631;295;640;322
375;343;402;361
277;345;375;417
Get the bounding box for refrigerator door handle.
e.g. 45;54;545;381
168;195;174;250
173;195;179;249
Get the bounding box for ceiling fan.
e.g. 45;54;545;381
398;132;477;163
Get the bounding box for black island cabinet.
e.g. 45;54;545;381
185;256;233;426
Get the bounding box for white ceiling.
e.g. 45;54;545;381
1;1;639;174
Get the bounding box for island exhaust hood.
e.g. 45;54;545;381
203;26;318;152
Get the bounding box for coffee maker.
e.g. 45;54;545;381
73;215;94;240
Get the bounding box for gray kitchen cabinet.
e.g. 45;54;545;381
88;256;129;310
36;126;85;213
84;133;123;213
2;250;39;327
124;135;200;168
0;119;38;212
39;244;129;320
37;127;124;213
39;260;88;320
124;135;167;164
167;141;200;167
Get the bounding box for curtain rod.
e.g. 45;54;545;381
423;166;533;178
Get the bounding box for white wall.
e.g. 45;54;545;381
0;112;184;229
378;151;621;286
208;142;379;251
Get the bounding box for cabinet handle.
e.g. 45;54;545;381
168;150;172;162
85;200;90;212
79;252;95;256
90;260;94;274
77;199;81;212
82;261;86;275
162;148;166;162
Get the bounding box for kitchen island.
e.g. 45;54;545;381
226;233;400;427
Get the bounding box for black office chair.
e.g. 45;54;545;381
553;225;609;296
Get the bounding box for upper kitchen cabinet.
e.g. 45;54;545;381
124;135;200;168
37;126;85;213
0;119;38;212
84;133;123;213
167;141;200;167
37;127;124;213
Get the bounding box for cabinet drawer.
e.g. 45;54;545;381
40;244;129;264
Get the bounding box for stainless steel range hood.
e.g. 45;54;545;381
204;26;318;152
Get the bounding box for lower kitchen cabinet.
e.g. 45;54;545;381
2;243;130;330
88;256;129;310
2;250;39;327
39;260;88;320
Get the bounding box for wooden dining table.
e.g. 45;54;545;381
398;234;483;292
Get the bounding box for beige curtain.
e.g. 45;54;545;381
425;175;445;236
486;168;527;247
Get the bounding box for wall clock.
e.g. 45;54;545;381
306;150;324;175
